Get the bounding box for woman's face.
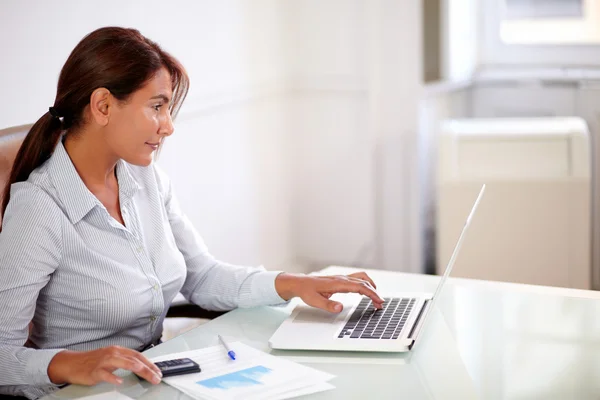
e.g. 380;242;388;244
106;68;174;166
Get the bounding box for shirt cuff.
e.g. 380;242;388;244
239;270;288;308
26;348;66;385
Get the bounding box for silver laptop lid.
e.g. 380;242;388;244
431;184;486;301
408;184;485;347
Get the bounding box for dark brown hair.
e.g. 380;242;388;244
1;27;189;219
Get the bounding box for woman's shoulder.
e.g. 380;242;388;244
3;158;67;223
5;179;63;226
13;162;59;205
11;161;65;212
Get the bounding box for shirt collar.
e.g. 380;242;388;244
48;140;143;224
115;158;143;205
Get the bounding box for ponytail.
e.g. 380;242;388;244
1;26;189;225
1;111;63;219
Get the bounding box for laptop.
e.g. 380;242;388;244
269;184;486;353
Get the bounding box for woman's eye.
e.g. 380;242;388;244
153;104;162;111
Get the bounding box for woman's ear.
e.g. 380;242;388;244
89;88;112;126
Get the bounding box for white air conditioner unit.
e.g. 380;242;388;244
436;117;591;289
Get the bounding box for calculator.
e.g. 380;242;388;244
154;357;201;377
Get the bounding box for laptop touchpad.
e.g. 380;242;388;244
292;306;350;324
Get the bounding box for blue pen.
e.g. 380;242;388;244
218;335;236;360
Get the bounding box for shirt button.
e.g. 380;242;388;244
150;316;157;322
153;284;159;291
137;247;143;253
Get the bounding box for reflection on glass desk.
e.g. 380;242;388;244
42;265;600;400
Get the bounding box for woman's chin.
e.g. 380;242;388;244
123;155;154;167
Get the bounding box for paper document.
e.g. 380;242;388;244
151;341;335;400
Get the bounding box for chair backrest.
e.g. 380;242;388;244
0;124;31;224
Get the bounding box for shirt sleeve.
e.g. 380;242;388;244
0;183;65;387
154;166;287;311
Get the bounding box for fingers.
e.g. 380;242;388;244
345;273;382;308
304;293;344;313
299;273;383;313
332;280;385;309
127;349;163;378
347;272;377;289
125;356;162;384
103;352;161;384
96;369;123;385
345;276;377;292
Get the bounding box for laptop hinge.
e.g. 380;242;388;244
407;299;431;349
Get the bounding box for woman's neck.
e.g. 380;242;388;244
63;132;119;190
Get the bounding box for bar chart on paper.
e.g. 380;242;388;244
151;341;336;399
197;366;272;389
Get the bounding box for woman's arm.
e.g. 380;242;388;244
154;166;284;311
0;184;64;386
0;183;163;389
155;166;383;313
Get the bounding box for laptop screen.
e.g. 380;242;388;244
430;184;486;302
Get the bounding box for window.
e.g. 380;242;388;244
500;0;600;44
504;0;583;19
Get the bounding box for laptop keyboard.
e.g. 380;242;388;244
337;297;416;340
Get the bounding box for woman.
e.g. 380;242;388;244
0;27;383;399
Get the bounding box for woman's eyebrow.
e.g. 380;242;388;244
149;94;171;103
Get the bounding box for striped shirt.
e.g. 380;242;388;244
0;140;285;399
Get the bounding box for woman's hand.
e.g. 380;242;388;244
48;345;162;386
275;272;384;313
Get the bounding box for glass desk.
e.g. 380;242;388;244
43;266;600;399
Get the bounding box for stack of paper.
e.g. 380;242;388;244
150;342;335;400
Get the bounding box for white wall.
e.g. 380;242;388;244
0;0;290;126
284;0;424;272
1;0;426;274
367;0;423;272
282;0;375;269
0;0;294;270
